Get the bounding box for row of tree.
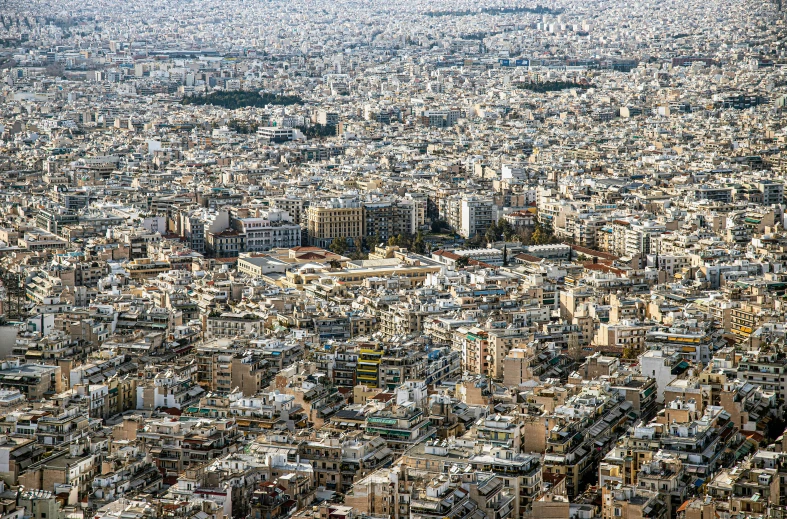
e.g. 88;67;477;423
326;219;562;263
427;5;562;17
181;90;303;109
516;81;590;93
329;232;429;260
298;124;337;138
227;120;260;134
464;218;562;247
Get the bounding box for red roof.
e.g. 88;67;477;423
570;244;619;261
746;431;765;443
515;253;543;263
295;252;328;260
433;249;460;260
582;262;625;276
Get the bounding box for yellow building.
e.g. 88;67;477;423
125;258;171;280
306;199;363;248
286;261;442;287
357;345;382;388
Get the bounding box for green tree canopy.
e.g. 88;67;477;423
329;237;349;255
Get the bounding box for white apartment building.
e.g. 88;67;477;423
460;196;495;239
235;210;301;251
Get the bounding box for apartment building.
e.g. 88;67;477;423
233;210;302;251
365;404;434;453
0;362;63;400
138;418;240;477
469;449;542;519
362;199;416;241
272;196;308;225
460;196;495;239
306;197;363;248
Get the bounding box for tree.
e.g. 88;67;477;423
485;222;499;244
413;232;426;254
351;237;366;260
498;218;515;241
467;233;486;247
502;244;509;266
386;233;415;249
431;219;450;234
531;226;548;245
517;227;534;245
228;119;260;134
328;259;342;269
181;90;303;109
45;63;65;78
365;234;382;252
298;124;337;139
329;237;349;255
568;333;584;362
456;256;470;268
531;222;555;245
516;80;590;93
622;347;638;360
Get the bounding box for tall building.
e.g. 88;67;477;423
418;109;461;127
757;180;784;205
180;210;206;253
460;196;495;238
233;210;302;251
306;197;363;248
272;196;308;225
363;199;416;241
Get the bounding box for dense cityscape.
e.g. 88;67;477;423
0;0;786;518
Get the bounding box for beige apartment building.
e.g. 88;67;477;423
306;198;363;248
